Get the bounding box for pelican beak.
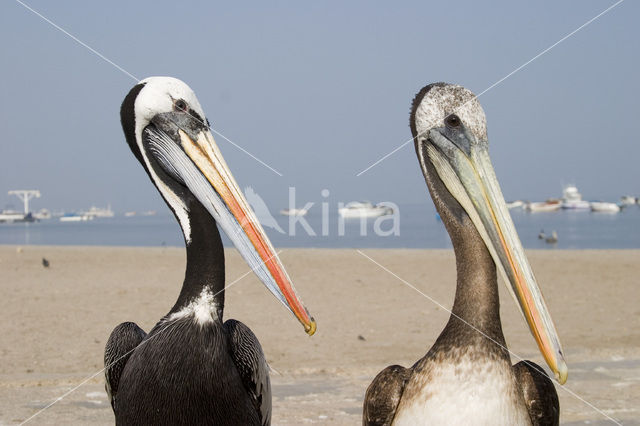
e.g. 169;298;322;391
420;128;567;384
143;113;315;335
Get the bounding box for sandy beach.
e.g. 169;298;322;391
0;246;638;425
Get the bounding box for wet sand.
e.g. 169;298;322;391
0;246;638;425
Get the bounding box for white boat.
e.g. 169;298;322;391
338;201;393;218
60;213;93;222
0;210;36;222
620;195;637;206
590;201;620;213
141;210;157;216
0;210;26;222
85;205;114;218
524;200;561;212
280;208;308;216
561;185;590;210
506;200;524;209
124;211;137;217
33;208;51;220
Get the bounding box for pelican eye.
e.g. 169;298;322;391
445;114;461;128
174;99;188;112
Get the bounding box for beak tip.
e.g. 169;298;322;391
554;359;568;385
305;317;317;336
551;352;569;385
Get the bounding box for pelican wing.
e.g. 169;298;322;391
513;361;559;426
104;322;147;410
363;365;410;426
225;319;272;425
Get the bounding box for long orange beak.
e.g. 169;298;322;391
149;124;315;335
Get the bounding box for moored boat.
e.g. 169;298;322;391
280;208;308;216
506;200;524;209
59;213;93;222
0;210;27;223
338;201;393;218
524;199;561;212
561;185;590;210
33;209;51;220
85;205;114;218
0;210;37;223
590;202;620;213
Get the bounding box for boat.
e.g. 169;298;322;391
506;200;524;209
524;199;561;212
85;204;114;218
561;185;590;210
338;201;393;218
33;208;51;220
0;210;37;223
59;213;93;222
590;201;620;213
0;210;27;223
280;208;308;216
620;195;637;206
141;210;157;216
124;211;137;217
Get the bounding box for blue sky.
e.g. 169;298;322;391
1;1;638;213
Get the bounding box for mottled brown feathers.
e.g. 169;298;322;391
363;365;410;426
513;361;560;426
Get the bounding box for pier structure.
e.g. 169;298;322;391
8;190;41;214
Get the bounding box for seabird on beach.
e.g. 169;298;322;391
105;77;315;425
363;83;566;425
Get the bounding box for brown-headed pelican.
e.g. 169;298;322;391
105;77;315;425
363;83;566;426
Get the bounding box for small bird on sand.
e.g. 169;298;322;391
42;258;50;268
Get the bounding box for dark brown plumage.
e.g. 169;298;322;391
363;365;410;426
514;361;560;426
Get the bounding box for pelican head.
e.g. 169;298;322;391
120;77;315;335
410;83;566;384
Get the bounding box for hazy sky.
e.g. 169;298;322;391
1;1;638;214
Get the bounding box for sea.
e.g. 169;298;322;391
1;203;639;250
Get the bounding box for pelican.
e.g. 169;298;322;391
104;77;315;425
363;83;566;425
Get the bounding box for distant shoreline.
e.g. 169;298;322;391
4;243;640;252
2;207;640;249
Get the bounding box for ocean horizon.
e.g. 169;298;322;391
1;203;639;250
